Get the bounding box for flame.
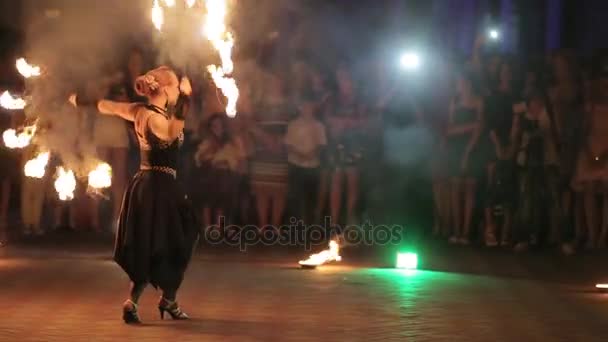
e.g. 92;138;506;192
152;0;164;32
54;167;77;201
203;0;239;117
24;152;50;179
299;240;342;267
88;162;112;189
0;91;26;110
163;0;176;7
16;58;41;78
186;0;196;7
2;123;37;149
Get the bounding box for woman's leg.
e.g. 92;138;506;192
271;187;287;227
330;169;344;224
315;169;330;223
254;187;270;227
599;188;608;248
432;179;443;236
129;281;147;303
462;179;476;243
450;178;462;240
0;179;11;228
484;163;497;245
345;167;360;225
583;182;599;249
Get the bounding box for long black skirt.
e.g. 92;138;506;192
113;170;200;290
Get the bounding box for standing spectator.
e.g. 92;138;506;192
285;91;327;224
327;64;367;225
446;71;483;245
20;145;47;236
249;74;291;228
483;61;519;246
194;113;244;228
511;93;560;252
92;83;130;232
572;60;608;250
0;111;21;241
548;51;584;245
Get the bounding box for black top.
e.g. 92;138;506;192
138;104;182;170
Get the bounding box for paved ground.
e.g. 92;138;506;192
1;238;608;341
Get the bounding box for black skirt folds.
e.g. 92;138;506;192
113;170;200;289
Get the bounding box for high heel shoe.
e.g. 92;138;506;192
158;298;189;320
122;300;142;324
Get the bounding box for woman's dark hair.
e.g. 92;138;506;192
206;112;231;145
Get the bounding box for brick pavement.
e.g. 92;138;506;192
1;253;608;341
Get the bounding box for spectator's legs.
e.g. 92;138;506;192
462;178;476;243
330;169;344;224
315;169;330;223
600;188;608;248
583;182;599;249
110;148;129;228
0;178;10;236
450;178;462;242
254;187;270;228
345;167;359;225
270;187;287;227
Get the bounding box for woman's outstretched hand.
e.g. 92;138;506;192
68;93;77;107
180;77;192;96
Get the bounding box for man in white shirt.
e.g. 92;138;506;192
284;92;327;225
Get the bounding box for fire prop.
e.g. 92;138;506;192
597;284;608;292
54;167;77;201
24;152;50;179
2;123;37;149
0;91;26;110
16;58;41;78
203;0;239;117
88;162;112;189
299;240;342;269
152;0;164;32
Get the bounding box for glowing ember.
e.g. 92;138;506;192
186;0;196;8
88;162;112;189
152;0;164;32
24;152;50;179
299;240;342;267
203;0;239;117
0;90;26;110
163;0;176;7
16;58;41;78
54;167;77;201
2;123;37;149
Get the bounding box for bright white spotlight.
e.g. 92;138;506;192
489;29;500;40
400;52;420;70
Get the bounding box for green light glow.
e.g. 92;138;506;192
396;252;418;269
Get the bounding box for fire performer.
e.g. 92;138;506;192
71;66;198;324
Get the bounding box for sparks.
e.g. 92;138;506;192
203;0;239;117
24;152;50;179
163;0;176;7
0;90;26;110
299;240;342;267
186;0;196;8
2;123;37;149
16;58;41;78
88;162;112;189
152;0;164;32
54;167;77;201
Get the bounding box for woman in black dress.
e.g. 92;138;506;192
74;66;199;324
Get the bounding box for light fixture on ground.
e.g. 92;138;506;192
396;252;418;269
